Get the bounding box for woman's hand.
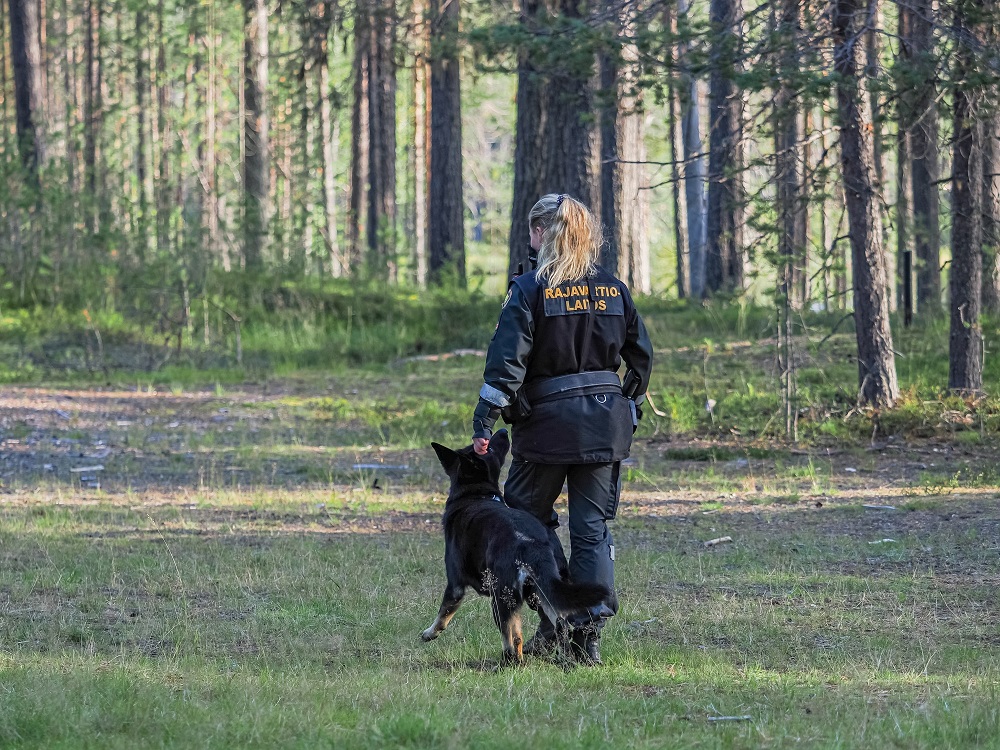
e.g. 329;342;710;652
473;437;490;455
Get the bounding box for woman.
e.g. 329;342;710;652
470;193;653;665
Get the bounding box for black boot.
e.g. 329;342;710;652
570;626;602;666
522;584;558;657
567;602;612;666
525;613;568;657
523;628;559;657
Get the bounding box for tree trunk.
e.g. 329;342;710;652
0;0;8;154
620;143;651;294
895;0;911;320
896;120;912;322
58;0;77;272
298;3;325;273
679;0;706;298
111;8;126;235
155;0;170;253
820;107;850;311
599;49;618;275
948;0;984;393
704;0;744;295
979;17;1000;314
864;5;883;188
367;0;394;279
509;0;597;278
868;3;896;309
39;0;48;124
669;84;688;298
83;0;101;232
774;0;805;309
7;0;46;183
664;3;688;298
348;5;369;272
614;9;649;293
134;5;149;261
316;1;340;276
1;2;10;163
772;0;804;438
180;28;203;270
242;0;269;271
412;0;429;286
207;22;223;270
832;0;899;407
905;0;941;314
800;107;811;305
301;63;316;271
428;0;464;286
539;0;595;206
507;0;543;278
279;97;292;264
818;105;837;310
366;0;396;281
61;0;76;192
983;115;1000;313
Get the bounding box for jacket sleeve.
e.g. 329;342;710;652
621;293;653;396
472;281;535;438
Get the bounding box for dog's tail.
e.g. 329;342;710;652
518;561;609;619
546;578;610;615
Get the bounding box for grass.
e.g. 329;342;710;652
1;486;998;748
2;293;1000;746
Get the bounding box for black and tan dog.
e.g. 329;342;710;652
422;429;609;664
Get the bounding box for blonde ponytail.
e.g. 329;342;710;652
530;194;601;287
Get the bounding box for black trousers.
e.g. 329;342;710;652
504;459;621;630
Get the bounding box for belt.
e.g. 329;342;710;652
523;371;622;404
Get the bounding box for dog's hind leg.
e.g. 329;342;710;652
490;594;524;666
505;611;524;665
421;583;465;641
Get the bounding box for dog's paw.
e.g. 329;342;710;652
421;627;440;642
498;652;525;670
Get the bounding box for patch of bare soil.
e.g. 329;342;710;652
2;386;999;562
0;385;439;492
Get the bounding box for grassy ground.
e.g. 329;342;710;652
1;301;999;747
1;479;998;747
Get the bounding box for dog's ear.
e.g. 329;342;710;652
431;442;460;473
489;429;510;461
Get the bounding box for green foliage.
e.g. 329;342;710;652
0;273;500;381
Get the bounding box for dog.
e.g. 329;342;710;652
421;429;610;664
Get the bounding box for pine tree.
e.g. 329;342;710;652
704;0;745;294
428;0;465;285
242;0;269;270
948;0;985;394
7;0;46;183
832;0;899;407
366;0;397;280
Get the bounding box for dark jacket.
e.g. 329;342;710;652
473;266;653;463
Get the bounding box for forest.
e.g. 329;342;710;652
2;0;999;405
